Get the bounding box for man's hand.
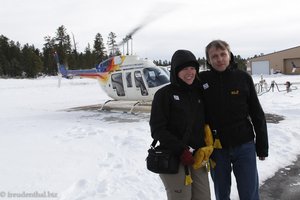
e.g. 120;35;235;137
193;146;213;169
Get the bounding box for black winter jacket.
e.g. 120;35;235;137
149;58;206;156
199;64;268;157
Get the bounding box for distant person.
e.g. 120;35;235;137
150;49;211;200
285;81;292;92
271;80;275;92
199;40;269;200
292;61;297;73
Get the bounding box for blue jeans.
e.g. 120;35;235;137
210;141;259;200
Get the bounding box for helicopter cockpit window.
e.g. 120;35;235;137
126;72;132;88
111;73;125;96
143;67;170;88
134;71;148;96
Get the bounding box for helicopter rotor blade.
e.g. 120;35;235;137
117;25;143;47
116;25;142;54
117;2;181;47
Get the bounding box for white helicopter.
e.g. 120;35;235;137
55;33;170;112
55;6;180;112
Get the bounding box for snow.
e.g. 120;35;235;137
0;74;300;200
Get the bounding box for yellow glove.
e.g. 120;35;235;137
185;174;193;185
213;138;222;149
193;146;214;169
205;124;222;149
204;124;213;146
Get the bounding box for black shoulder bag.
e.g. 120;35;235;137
146;104;196;174
146;139;180;174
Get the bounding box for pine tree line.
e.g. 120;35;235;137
0;25;123;78
0;25;247;78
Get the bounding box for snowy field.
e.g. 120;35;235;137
0;74;300;200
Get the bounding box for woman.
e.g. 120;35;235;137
150;49;211;200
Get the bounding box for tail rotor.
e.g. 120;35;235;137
54;52;62;88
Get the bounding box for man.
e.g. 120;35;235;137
199;40;268;200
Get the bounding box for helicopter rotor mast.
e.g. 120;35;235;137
118;24;143;56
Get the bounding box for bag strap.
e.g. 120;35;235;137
150;139;158;149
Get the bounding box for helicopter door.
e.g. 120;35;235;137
124;71;139;99
134;71;148;96
111;73;125;96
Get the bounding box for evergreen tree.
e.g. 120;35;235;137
197;57;207;70
9;41;23;77
0;62;3;76
54;25;72;66
22;44;43;78
153;60;160;66
0;35;23;77
162;60;170;66
9;57;22;77
93;33;107;63
84;43;95;69
76;52;86;69
42;35;56;75
68;33;79;69
0;35;11;76
107;32;120;56
153;59;170;66
234;55;247;71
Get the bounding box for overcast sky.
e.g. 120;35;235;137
1;0;300;61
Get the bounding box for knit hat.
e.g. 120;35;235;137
171;50;199;75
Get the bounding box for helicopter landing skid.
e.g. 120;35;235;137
99;100;151;114
99;99;116;111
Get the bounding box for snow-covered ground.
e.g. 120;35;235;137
0;74;299;200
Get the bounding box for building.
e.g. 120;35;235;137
247;46;300;75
